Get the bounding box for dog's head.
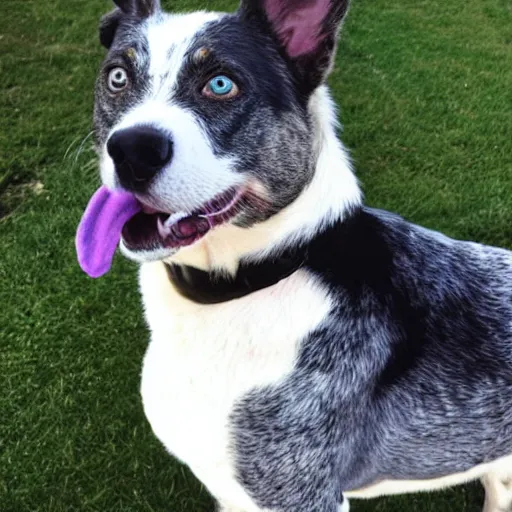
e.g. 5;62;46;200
93;0;351;265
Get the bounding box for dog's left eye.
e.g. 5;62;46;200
107;67;129;93
202;75;239;99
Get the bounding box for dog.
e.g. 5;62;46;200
77;0;512;510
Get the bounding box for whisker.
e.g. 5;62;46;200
73;130;95;165
63;134;85;161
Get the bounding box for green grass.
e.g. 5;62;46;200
1;0;511;510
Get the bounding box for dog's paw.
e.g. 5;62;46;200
482;473;512;512
339;497;350;512
218;504;246;512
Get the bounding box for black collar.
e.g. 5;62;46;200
164;247;308;304
163;207;366;304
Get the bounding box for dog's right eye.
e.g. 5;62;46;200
107;67;129;93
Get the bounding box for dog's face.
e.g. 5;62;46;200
94;0;349;263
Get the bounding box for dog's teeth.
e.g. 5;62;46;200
157;216;171;239
164;211;188;229
196;214;213;229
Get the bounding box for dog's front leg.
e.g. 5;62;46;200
217;495;347;512
217;503;255;512
482;472;512;512
217;504;245;512
339;495;350;512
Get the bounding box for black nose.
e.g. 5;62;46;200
107;125;173;192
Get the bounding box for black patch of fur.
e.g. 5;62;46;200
99;9;124;49
100;0;160;48
114;0;160;18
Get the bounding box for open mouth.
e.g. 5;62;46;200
121;187;245;252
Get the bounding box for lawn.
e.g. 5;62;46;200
1;0;511;511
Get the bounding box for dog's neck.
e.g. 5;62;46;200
167;86;363;276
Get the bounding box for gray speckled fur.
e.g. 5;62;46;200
232;208;512;511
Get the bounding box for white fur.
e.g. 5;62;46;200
145;11;221;97
139;262;334;511
339;498;350;512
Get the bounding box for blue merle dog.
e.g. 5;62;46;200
90;0;512;510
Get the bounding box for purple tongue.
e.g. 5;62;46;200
76;186;141;278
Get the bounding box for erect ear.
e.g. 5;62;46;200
99;0;161;49
239;0;349;93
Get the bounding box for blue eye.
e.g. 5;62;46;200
208;75;234;96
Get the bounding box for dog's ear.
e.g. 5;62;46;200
99;0;161;49
239;0;349;93
112;0;161;18
99;9;123;49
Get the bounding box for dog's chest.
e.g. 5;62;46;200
138;262;332;496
